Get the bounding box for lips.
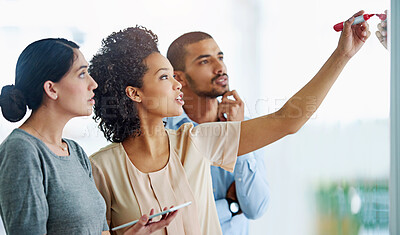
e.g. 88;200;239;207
88;94;95;105
176;93;184;105
214;75;228;86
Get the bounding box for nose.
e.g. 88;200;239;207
173;76;182;91
89;74;98;90
213;59;225;75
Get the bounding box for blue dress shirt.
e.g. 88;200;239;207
165;112;270;235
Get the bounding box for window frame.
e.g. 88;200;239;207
390;0;400;234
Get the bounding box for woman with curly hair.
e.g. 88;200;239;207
0;38;176;235
89;11;370;235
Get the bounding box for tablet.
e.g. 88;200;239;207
111;201;192;231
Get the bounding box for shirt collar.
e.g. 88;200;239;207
165;109;198;129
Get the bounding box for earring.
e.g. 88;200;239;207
54;95;58;99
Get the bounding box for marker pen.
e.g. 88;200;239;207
333;14;374;32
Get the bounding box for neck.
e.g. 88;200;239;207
182;88;219;124
123;111;169;160
21;105;69;144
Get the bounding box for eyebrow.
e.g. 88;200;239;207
75;65;88;72
154;68;170;75
192;51;224;63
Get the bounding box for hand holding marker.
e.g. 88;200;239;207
376;13;387;21
333;13;387;32
375;10;388;49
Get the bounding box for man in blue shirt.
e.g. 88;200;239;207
165;31;270;234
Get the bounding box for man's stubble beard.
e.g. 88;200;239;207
185;73;229;98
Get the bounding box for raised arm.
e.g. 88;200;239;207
238;10;371;156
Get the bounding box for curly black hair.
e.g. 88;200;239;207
89;26;159;143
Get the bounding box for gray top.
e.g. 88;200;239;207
0;129;108;235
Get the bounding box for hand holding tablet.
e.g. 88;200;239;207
112;201;192;231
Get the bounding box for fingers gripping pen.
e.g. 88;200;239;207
333;14;374;32
376;14;387;21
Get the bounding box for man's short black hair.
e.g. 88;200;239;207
167;32;212;71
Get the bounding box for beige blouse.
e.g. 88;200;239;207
90;122;241;235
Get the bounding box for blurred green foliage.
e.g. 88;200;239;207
316;180;388;235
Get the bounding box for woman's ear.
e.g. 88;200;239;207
125;86;142;103
174;71;187;87
43;81;58;100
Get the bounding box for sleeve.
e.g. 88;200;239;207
90;159;112;227
188;121;241;172
103;217;109;231
0;138;48;234
234;148;270;219
214;199;232;224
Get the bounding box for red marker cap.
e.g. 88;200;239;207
363;14;375;20
333;22;344;32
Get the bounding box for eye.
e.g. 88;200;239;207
79;71;86;79
160;75;168;80
219;56;224;61
200;60;208;65
79;70;87;78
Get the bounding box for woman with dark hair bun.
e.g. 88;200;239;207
0;38;176;235
90;12;370;235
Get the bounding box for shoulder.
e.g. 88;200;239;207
1;129;36;146
167;121;241;140
0;130;43;176
0;129;40;158
166;122;200;146
189;121;241;137
90;143;127;182
166;122;195;135
90;143;122;166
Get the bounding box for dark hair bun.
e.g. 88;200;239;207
0;85;27;122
